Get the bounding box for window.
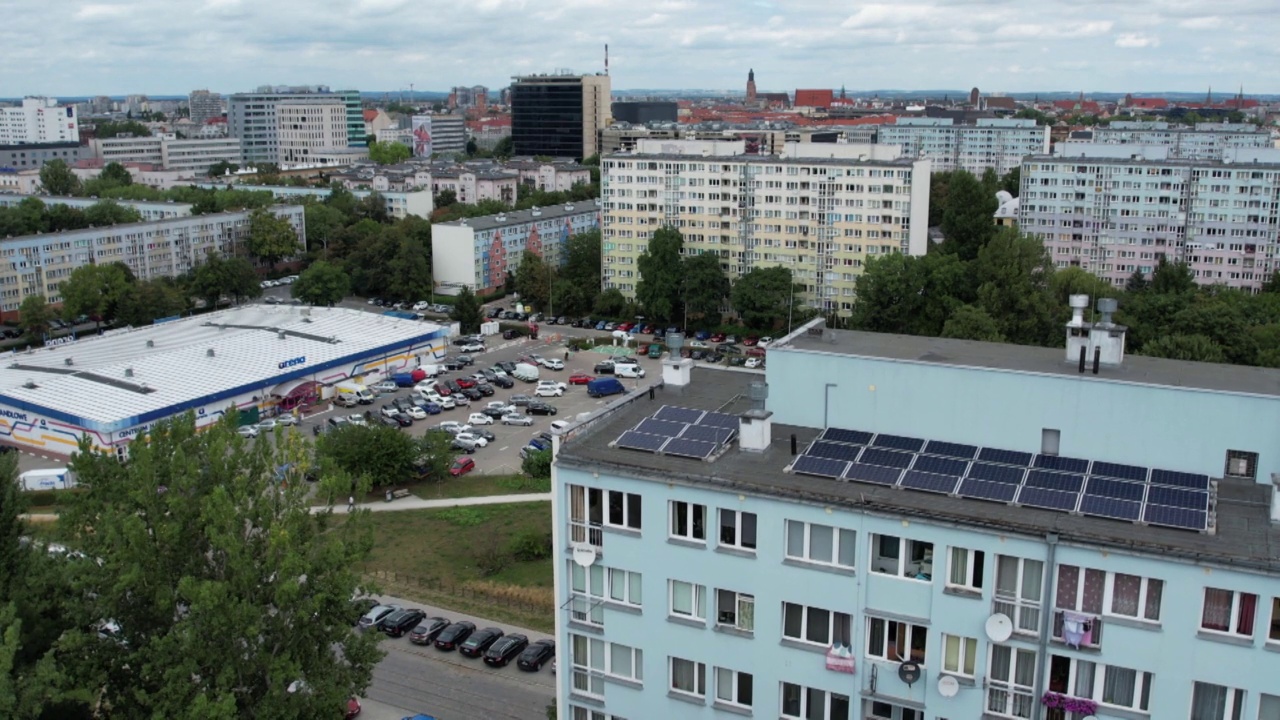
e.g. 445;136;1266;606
608;568;641;607
1201;588;1257;637
871;534;933;579
670;500;706;542
987;645;1037;719
606;490;642;530
995;556;1044;635
669;657;706;699
1107;572;1163;621
571;633;605;698
1271;597;1280;643
569;706;626;720
1224;450;1257;480
669;580;707;622
865;700;922;720
1100;665;1151;711
1191;682;1245;720
947;547;985;592
1041;428;1060;455
866;617;928;663
569;563;605;627
716;589;755;633
607;642;643;682
719;509;757;550
781;682;851;720
785;520;855;569
783;601;851;646
942;634;977;677
1056;564;1105;614
715;667;754;708
1260;693;1280;720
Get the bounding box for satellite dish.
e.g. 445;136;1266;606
937;675;960;698
897;661;921;686
986;613;1014;643
571;543;598;567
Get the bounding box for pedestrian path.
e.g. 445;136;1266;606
329;492;551;515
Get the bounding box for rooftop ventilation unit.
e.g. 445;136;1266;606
22;381;37;389
64;357;73;366
146;339;154;348
206;348;215;357
278;332;287;340
125;368;134;378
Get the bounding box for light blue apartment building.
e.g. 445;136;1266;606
876;118;1049;176
1065;122;1273;161
551;311;1280;720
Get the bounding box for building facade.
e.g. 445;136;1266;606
432;200;602;295
0;142;86;171
1064;122;1274;161
878;118;1049;176
0;195;193;221
601;149;930;312
430;114;467;156
611;102;678;125
510;74;611;159
0;98;79;145
1018;146;1280;290
276;102;351;166
187;90;224;125
227;86;362;165
193;183;430;220
89;136;243;174
551;316;1280;720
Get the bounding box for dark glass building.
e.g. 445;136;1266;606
510;75;610;160
611;101;678;125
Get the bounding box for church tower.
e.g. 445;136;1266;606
746;69;757;103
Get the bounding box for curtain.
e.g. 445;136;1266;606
951;547;969;586
1191;682;1228;720
1022;560;1044;602
1102;666;1136;708
781;682;802;716
1112;574;1141;617
1237;593;1257;636
990;644;1011;682
671;658;693;692
837;529;855;567
1144;580;1163;621
1202;588;1232;631
1013;649;1036;687
997;556;1019;596
1056;565;1080;609
1082;569;1105;614
672;581;692;616
1258;694;1280;720
1074;660;1095;699
739;596;755;633
715;667;733;702
806;687;825;720
610;643;632;678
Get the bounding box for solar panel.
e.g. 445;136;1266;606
844;463;903;486
792;455;849;479
858;447;915;469
873;434;926;453
1024;470;1085;494
1034;455;1091;475
1143;504;1207;531
1017;486;1080;512
1090;461;1149;483
1084;477;1147;502
680;425;736;445
965;462;1027;485
663;437;718;460
821;428;873;446
912;455;969;477
899;470;960;495
923;440;978;460
697;411;739;430
978;448;1034;467
1146;485;1209;511
1150;469;1211;491
616;431;668;453
957;478;1020;503
806;441;863;462
1079;495;1143;522
654;405;704;424
635;418;687;438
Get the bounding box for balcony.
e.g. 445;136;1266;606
1051;610;1102;650
986;683;1036;719
993;595;1042;636
568;520;602;549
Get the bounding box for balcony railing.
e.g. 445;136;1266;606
993;595;1043;636
568;521;602;548
1051;610;1103;650
986;683;1036;719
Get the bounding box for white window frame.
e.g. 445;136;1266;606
719;508;758;551
1103;572;1163;622
1270;597;1280;645
783;601;851;647
1191;682;1245;720
870;533;934;580
1200;587;1258;637
941;633;978;678
607;568;641;608
865;616;928;664
605;489;642;531
569;562;606;627
946;546;985;592
669;580;707;622
987;644;1037;719
865;700;923;720
1057;564;1106;614
714;666;754;709
1098;664;1152;712
570;633;605;699
716;589;755;633
606;642;643;683
785;519;856;569
669;500;707;542
995;555;1045;635
780;682;851;720
669;656;706;699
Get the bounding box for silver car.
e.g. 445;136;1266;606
501;413;533;426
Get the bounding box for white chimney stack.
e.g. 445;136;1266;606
1271;474;1280;524
739;409;773;452
1065;294;1091;364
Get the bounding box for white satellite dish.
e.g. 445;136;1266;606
571;543;598;567
985;613;1014;643
937;675;960;698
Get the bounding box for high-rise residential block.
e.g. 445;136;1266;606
187;89;224;125
1064;121;1273;161
510;74;611;159
877;118;1049;176
227;86;363;165
0;97;79;145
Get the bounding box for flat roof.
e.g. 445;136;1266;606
556;370;1280;572
782;325;1280;399
1028;153;1280;170
0;305;445;432
604;152;919;167
436;199;601;232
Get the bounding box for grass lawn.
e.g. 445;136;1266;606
311;473;549;507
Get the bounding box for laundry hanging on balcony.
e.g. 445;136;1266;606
1061;611;1093;648
825;644;856;674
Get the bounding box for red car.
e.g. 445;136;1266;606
434;383;452;396
345;697;361;718
617;322;633;332
710;333;726;343
450;457;475;476
744;336;759;346
456;377;476;389
568;373;594;385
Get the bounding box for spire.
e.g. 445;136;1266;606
748;68;755;82
840;84;846;99
1206;86;1212;104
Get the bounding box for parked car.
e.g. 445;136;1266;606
456;377;476;389
449;457;476;476
378;415;402;429
549;420;571;434
509;394;533;407
459;342;485;353
491;375;514;389
587;377;626;398
527;402;558;416
455;432;488;449
745;357;763;369
485;401;516;415
345;697;361;719
416;400;443;415
483;634;530;667
382;608;428;638
475;383;495;396
408;617;451;646
277;414;298;426
502;413;533;426
543;358;564;371
534;384;563;398
516;639;555;671
450;394;471;407
433;621;476;650
460;386;482;401
327;416;350;431
357;604;401;631
468;413;495;426
502;329;519;339
372;380;398;393
346;414;368;426
458;627;505;658
568;373;594;385
471;428;496;442
744;336;759;346
710;333;726;343
594;361;615;374
380;405;401;419
403;405;427;420
496;361;517;373
437;421;470;435
237;426;260;438
349;597;381;626
456;354;474;366
759;336;774;345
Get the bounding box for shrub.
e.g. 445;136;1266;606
437;506;487;527
472;538;510;577
508;530;552;561
521;448;551;479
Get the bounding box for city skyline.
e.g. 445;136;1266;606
1;0;1277;96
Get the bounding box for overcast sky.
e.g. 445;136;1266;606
2;0;1276;97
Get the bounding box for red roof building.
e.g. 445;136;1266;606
795;89;834;108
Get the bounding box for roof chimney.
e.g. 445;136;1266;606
1088;297;1127;367
662;333;692;386
739;382;772;452
1064;294;1091;364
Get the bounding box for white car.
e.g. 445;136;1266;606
450;394;471;407
538;380;568;392
459;342;485;353
550;420;570;434
745;357;763;369
404;406;427;420
455;432;488;448
435;395;456;409
237;425;260;438
437;421;471;435
543;358;564;371
486;401;516;415
257;419;278;431
611;330;629;340
468;413;495;426
535;385;564;398
489;367;508;378
759;336;774;346
412;301;430;311
372;380;398;393
259;280;273;289
347;415;368;426
276;414;298;426
529;354;546;366
501;413;533;426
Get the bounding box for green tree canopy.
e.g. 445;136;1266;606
191;253;262;308
593;288;628;318
514;250;552;313
387;236;432;302
367;141;411;165
1150;256;1196;295
292;260;350;307
450;287;483;333
434;189;457;208
731;265;800;331
115;278;186;326
938;170;998;261
98;162;133;186
303;203;347;254
59;263;134;327
635;227;684;322
1138;334;1226;363
83;200;141;227
245;208;300;269
941;304;1006;342
37;160;80;197
491;135;513;158
971;228;1059;346
682;252;729;325
206;160;240;178
91;120;152;138
849;252;971;337
17;295;53;343
316;423;438;487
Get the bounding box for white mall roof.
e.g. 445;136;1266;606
0;305;446;432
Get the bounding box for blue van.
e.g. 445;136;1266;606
587;377;625;398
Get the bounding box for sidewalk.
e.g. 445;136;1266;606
329;492;551;515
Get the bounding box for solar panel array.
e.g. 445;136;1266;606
614;405;739;460
790;427;1214;532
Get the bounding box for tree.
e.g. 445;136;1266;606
941;304;1006;342
116;279;185;326
315;423;425;486
492;136;513;158
635;227;684;322
355;192;390;224
938;170;998;261
434;189;457;208
82;200;141;227
98;162;133;187
521;448;551;479
465;138;478;157
245;208;300;269
92;120;151;138
1261;271;1280;294
551;279;591;317
367;141;411;166
292;261;350;307
303;203;346;254
970;228;1059;346
514;251;552;313
191;254;262;307
1014;108;1052;125
1000;167;1021;196
681;252;729;325
849;252;971;337
54;413;383;718
593;288;628;318
731;266;800;331
17;295;51;344
450;287;483;333
1125;269;1150;294
387;237;432;302
206;160;240;178
59;263;134;328
1138;334;1226;363
37;160;80;197
1150;256;1196;295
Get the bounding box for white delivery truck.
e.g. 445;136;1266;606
419;363;442;379
512;362;540;383
335;381;375;405
19;468;76;492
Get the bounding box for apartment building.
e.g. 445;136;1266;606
1018;145;1280;290
0;142;86;173
192;183;431;221
0;195;192;221
430;114;467;156
88;136;243;174
227;86;362;165
0;205;303;312
878;118;1049;176
506;159;593;192
429;167;518;205
432;200;602;295
187;90;224;125
551;314;1280;720
0;97;79;145
601;145;929;312
1064;122;1273;161
510;74;611;159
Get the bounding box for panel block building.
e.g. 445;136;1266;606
877;118;1049;176
0;97;79;145
1063;122;1274;161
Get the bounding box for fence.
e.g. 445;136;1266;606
366;569;555;617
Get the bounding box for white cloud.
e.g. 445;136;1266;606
1115;33;1162;48
1179;16;1223;29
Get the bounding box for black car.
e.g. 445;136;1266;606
456;354;474;366
460;387;482;401
483;633;530;667
480;369;498;381
487;307;504;318
393;413;413;427
475;383;495;397
481;406;507;419
379;415;402;429
527;401;558;416
502;329;518;339
434;621;476;651
517;639;556;671
491;375;514;389
382;608;428;638
509;394;533;407
393;398;413;412
409;617;451;646
594;361;615;374
472;428;496;442
444;359;464;371
458;627;504;658
349;597;381;626
443;380;462;393
451;338;473;347
534;432;554;445
556;317;568;325
496;361;517;374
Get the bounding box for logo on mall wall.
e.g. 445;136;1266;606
0;409;29;422
277;356;307;370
